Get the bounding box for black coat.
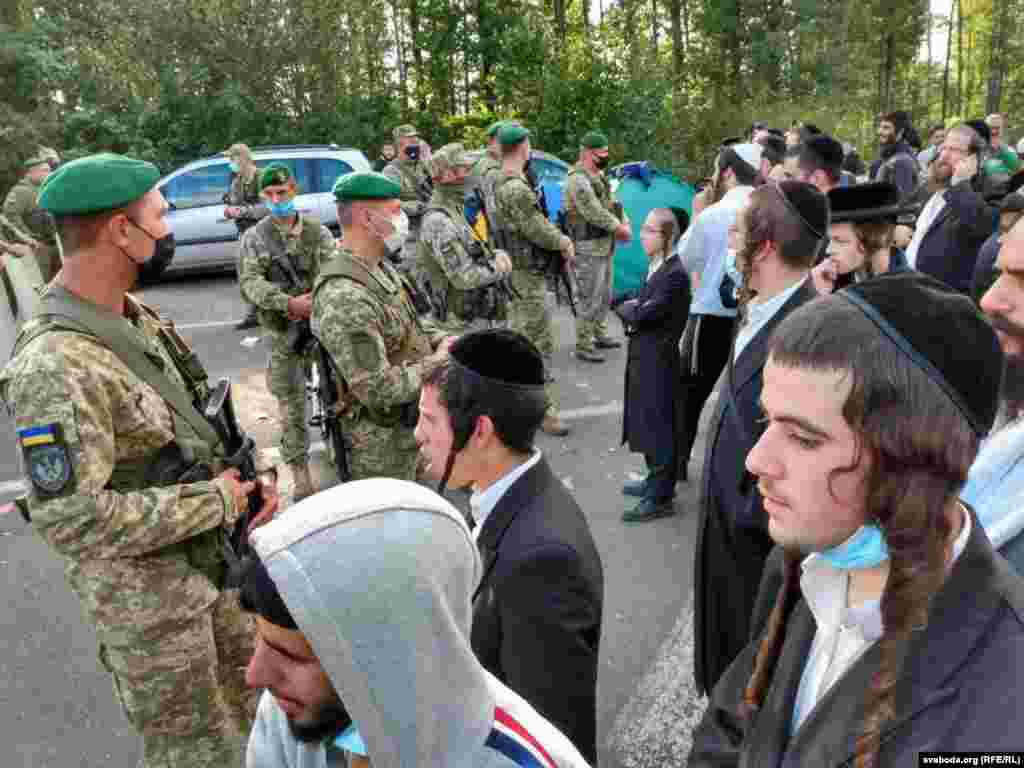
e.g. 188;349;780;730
470;457;604;764
618;255;692;458
690;509;1024;767
694;279;818;697
909;179;996;294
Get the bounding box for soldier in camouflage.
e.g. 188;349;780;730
492;124;575;436
563;131;632;362
223;143;268;330
3;146;61;282
0;153;279;768
238;162;335;500
312;171;453;481
381;124;433;275
470;120;508;240
0;213;41;326
418;143;514;335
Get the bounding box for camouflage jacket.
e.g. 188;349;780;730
0;293;238;646
494;171;565;270
564;165;621;245
223;171;268;226
0;212;38;249
312;248;442;416
238;213;334;334
382;159;432;234
3;178;57;246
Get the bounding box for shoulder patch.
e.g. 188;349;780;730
349;332;382;371
18;423;75;498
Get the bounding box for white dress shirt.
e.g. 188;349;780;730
905;189;947;269
733;278;807;361
791;509;972;734
469;449;542;541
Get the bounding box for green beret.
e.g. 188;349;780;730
332;171;401;202
260;162;294;191
498;124;530;147
581;131;609;149
38;153;160;216
486;121;506;138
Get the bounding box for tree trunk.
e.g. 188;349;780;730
553;0;567;41
832;0;851;96
956;0;963;117
986;0;1010;114
391;0;409;111
650;0;659;58
942;9;952;120
581;0;591;39
668;0;684;79
622;0;641;78
409;0;426;111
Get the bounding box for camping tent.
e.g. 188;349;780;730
609;162;695;297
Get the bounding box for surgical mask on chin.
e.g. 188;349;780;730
267;199;296;218
229;160;240;173
818;524;890;570
334;723;367;757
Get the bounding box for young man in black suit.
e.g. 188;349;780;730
694;181;826;698
414;329;604;764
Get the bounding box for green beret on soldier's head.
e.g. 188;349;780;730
260;162;294;191
332;171;402;202
393;124;419;142
486;121;506;139
38;152;160;216
429;143;471;178
581;131;609;150
498;123;530;147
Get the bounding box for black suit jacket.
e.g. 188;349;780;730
693;278;818;696
471;456;604;764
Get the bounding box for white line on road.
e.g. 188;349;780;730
561;400;623;420
0;479;25;500
175;319;246;331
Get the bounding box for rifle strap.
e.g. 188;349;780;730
17;286;222;450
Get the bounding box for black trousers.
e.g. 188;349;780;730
677;313;736;471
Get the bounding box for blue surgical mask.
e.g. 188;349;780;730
229;160;240;173
724;248;744;291
819;524;889;570
405;145;421;161
334;723;367;757
267;199;296;218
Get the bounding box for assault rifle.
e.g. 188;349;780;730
305;340;352;483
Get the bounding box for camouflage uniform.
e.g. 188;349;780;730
493;169;567;413
418;181;509;335
238;214;334;465
472;153;503;238
224;171;267;317
0;291;257;768
311;248;442;481
564;164;622;353
3;176;59;282
381;158;432;273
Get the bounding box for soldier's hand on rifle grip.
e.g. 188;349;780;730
219;468;256;524
287;293;314;321
494;251;513;275
247;473;281;533
560;237;576;269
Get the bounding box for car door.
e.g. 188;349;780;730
159;161;238;273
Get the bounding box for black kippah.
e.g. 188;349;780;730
802;135;844;172
773;180;829;240
966;119;992;145
840;273;1003;435
239;555;298;630
450;329;545;389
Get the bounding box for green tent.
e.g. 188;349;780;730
609;163;695;297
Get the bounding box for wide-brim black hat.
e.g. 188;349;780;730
827;182;916;224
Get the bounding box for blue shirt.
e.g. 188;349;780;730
469;449;542;537
676;186;754;317
733;278;807;360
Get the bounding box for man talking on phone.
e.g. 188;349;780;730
904;123;995;294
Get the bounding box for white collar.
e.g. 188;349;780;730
469;450;542;540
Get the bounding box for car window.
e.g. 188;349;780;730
254;158;317;195
316;159;354;193
162;163;232;210
532;157;568;185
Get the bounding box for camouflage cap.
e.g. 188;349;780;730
260;162;294;191
581;131;609;149
23;146;59;168
38;153;159;216
429;143;472;178
332;171;401;202
393;124;419;141
498;124;530;147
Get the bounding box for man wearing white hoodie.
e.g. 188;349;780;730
241;478;592;768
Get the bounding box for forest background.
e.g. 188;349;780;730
1;0;1020;191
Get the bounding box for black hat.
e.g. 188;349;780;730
771;180;830;240
966;119;992;145
669;206;690;237
840;273;1003;435
721;136;744;147
450;329;545;389
1001;193;1024;214
801;134;844;173
828;182;914;223
239;555;298;630
1005;170;1024;197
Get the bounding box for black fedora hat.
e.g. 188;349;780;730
827;182;914;224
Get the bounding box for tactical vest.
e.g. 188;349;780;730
493;174;551;274
417;207;503;324
314;253;432;426
563;167;615;241
13;287;227;582
252;214;323;334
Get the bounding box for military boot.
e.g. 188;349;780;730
290;462;315;502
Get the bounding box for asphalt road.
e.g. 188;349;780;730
1;271;711;767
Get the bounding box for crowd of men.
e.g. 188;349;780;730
3;105;1024;768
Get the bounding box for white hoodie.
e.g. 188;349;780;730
246;479;592;768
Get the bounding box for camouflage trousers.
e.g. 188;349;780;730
573;239;613;351
98;589;258;768
342;413;419;481
509;268;558;414
266;332;312;465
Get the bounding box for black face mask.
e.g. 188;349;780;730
405;145;421;161
594;155;610;170
127;218;175;283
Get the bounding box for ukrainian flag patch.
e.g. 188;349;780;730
18;423;74;497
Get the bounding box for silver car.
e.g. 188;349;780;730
156;144;371;278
